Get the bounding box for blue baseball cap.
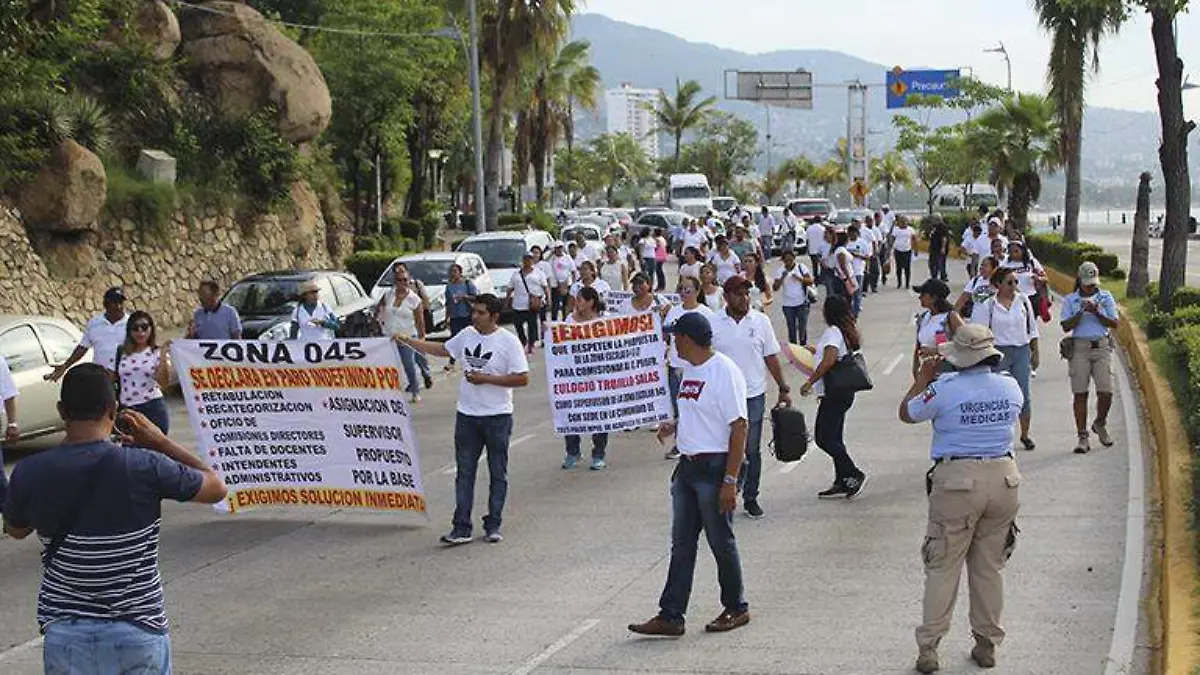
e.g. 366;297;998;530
663;312;713;347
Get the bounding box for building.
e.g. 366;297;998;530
605;83;661;160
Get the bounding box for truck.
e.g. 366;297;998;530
932;183;1000;215
667;173;713;218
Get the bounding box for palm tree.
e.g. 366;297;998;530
479;0;575;229
757;168;787;204
869;151;914;205
653;78;717;167
784;155;815;197
811;159;845;199
545;39;599;207
1033;0;1122;243
973;93;1062;230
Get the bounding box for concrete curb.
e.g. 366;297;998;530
1043;264;1198;674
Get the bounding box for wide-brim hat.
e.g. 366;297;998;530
938;323;1002;369
298;280;320;294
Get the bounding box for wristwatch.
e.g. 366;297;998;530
778;384;791;394
722;475;738;486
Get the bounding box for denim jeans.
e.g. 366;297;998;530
997;344;1033;417
130;398;169;435
452;413;513;535
565;433;609;459
852;274;864;316
782;304;810;345
396;342;421;395
760;236;773;259
44;618;171;675
642;258;658;285
737;394;766;501
658;454;748;622
814;393;862;483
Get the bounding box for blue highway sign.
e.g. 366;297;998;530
886;67;961;109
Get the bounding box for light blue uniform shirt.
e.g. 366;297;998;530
1060;289;1117;339
906;367;1024;460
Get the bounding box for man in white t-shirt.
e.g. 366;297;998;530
805;221;828;281
860;219;881;293
711;276;790;519
547;243;576;320
45;287;129;380
0;354;18;502
629;312;750;637
398;294;530;546
881;203;896;232
847;226;872;315
758;206;776;260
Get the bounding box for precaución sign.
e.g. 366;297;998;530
172;339;426;516
543;312;672;435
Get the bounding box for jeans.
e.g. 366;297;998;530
550;287;568;321
513;310;539;348
565;433;609;459
928;251;948;282
452;413;513;535
415;350;431;379
809;255;823;280
852;274;864;316
815;393;861;483
131;398;169;435
737;394;766;501
447;316;471;365
655;259;667;291
396;342;421;395
781;304;810;345
668;367;682;419
658;453;748;622
760;236;773;259
44;618;171;675
894;250;913;288
997;344;1033;417
643;258;658;285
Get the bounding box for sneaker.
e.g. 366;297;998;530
1074;433;1091;454
818;482;851;499
423;373;434;389
439;531;472;546
744;499;765;519
1020;437;1036;451
704;609;750;633
590;457;607;470
443;363;455;372
1092;422;1114;447
915;647;940;673
409;393;422;404
484;530;503;543
1031;368;1038;379
562;455;579;470
844;474;868;499
971;636;996;668
664;447;680;460
628;614;685;637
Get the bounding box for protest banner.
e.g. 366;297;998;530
172;339;426;516
607;291;681;315
544;312;672;435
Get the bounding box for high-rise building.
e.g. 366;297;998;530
605;83;661;159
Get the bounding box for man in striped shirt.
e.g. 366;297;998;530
4;363;227;674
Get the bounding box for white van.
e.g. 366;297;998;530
668;173;713;218
933;184;999;214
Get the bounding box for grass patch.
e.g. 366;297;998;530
104;161;177;238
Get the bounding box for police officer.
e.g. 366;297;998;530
899;323;1023;673
629;312;751;637
1060;261;1120;454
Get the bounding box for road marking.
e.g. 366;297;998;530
440;464;456;475
512;432;537;447
779;460;802;474
1103;352;1147;675
509;618;600;675
0;636;42;663
881;352;906;376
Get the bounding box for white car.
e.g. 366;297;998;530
455;229;557;301
369;252;493;332
560;223;607;260
0;315;90;441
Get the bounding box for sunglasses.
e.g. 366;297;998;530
131;323;152;331
1003;279;1019;286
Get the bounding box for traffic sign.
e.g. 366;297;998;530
886;67;961;109
849;179;868;204
724;70;814;108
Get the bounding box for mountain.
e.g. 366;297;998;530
570;13;1162;192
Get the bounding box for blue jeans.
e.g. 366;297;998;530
852;274;864;316
452;413;513;535
642;258;658;283
997;344;1033;417
131;398;169;435
737;394;766;501
396;343;421;395
565;433;609;459
658;454;748;622
44;618;170;675
782;304;810;345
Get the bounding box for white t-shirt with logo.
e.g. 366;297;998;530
711;309;782;399
679;261;702;281
445;326;529;416
80;313;130;371
676;352;749;455
892;227;915;252
379;288;422;338
664;303;714;369
508;268;549;311
775;263;811;307
549;254;576;285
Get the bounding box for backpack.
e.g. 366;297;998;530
769;405;809;462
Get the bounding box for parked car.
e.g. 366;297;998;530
455;229;556;299
0;315;89;441
785;198;835;223
633;210;689;236
368;252;493;331
221;270;377;340
711;196;738;215
560;223;607;260
831;208;874;226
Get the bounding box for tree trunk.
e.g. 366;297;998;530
885;182;893;205
1151;7;1195;311
485;77;505;231
673;130;682;167
1007;172;1035;232
1063;109;1083;242
1128;171;1152;299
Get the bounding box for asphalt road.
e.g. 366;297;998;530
0;258;1151;674
1033;220;1200;286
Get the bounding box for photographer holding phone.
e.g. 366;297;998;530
1060;262;1119;454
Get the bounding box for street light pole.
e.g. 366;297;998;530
985;42;1012;92
467;0;486;233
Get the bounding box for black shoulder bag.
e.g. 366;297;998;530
823;351;873;397
42;453;109;568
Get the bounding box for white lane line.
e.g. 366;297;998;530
1103;352;1147;675
440;464;456;475
779;460;802;474
509;618;600;675
512;432;537;447
881;352;906;376
0;636;42;663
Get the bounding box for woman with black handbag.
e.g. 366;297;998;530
799;296;868;499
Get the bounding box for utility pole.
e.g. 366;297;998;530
467;0;486;233
984;42;1011;92
846;81;869;207
764;104;772;175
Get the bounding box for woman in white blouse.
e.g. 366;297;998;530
700;263;725;311
678;247;703;282
971;266;1040;450
911;278;964;377
599;245;629;291
116;311;173;433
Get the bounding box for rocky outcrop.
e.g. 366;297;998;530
283;181;321;257
18;140;107;234
178;1;331;143
135;0;180;62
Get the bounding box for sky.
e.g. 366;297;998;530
582;0;1200;115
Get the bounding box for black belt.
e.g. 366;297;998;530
933;452;1014;465
1075;336;1108;349
680;452;727;462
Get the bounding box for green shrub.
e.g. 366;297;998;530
345;250;402;290
459;213;477;230
1173;287;1200;311
420;214;440;249
530;209;559;238
1025;232;1121;278
1167;324;1200;443
381;217;421;242
498;213;528;227
1106;267;1127;281
1147;308;1175;338
1148;282;1160;302
105;162;177;237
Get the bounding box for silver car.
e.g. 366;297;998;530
0;315;90;441
369;252;494;331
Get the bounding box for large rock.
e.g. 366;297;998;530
18;140;107;234
282;181;322;257
135;0;180;62
179;1;331;143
